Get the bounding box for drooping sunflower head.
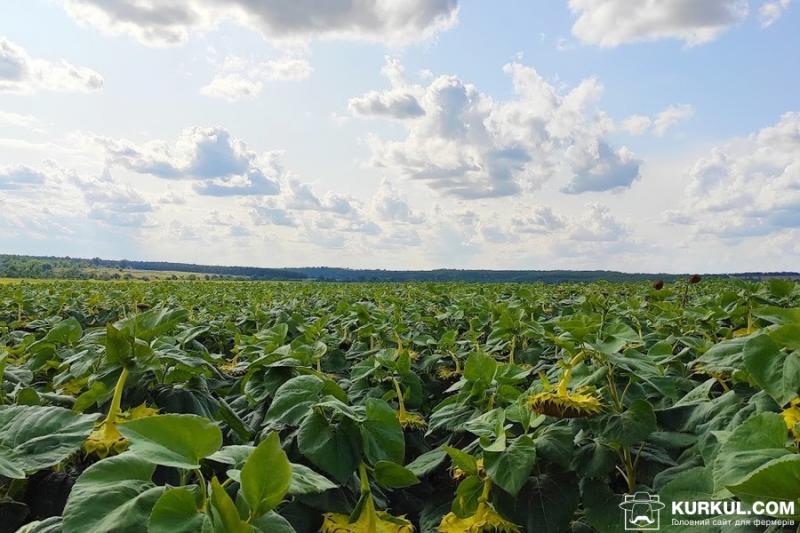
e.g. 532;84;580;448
438;502;520;533
437;366;461;380
398;410;427;430
83;422;127;458
84;403;159;458
527;388;602;418
783;398;800;441
320;510;414;533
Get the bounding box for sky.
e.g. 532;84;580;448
1;0;798;273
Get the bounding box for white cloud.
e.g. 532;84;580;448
512;206;565;234
759;0;792;26
370;179;425;223
568;0;749;47
0;110;44;131
201;55;312;102
354;58;640;199
621;104;694;137
669;112;800;238
64;0;459;47
97;126;282;196
652;104;695;137
348;90;425;119
0;164;48;190
568;203;629;241
0;37;103;93
621;114;652;135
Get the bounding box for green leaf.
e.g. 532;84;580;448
264;375;324;425
297;411;359;484
451;475;483;518
0;405;99;475
464;352;497;383
361;398;404;465
209;477;253;533
484;435;536;496
115;307;188;341
62;454;164;533
602;399;657;446
0;445;25;479
514;472;579;533
743;334;800;406
288;463;337;495
207;445;254;467
373;461;420;489
768;279;795;298
727;455;800;517
105;323;132;367
406;447;447;478
119;414;223;469
251;511;296;533
148;487;211;533
445;446;477;476
241;432;291;518
712;412;791;495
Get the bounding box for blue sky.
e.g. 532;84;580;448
1;0;798;272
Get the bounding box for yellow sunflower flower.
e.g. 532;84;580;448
127;403;160;420
451;459;484;480
527;388;602;419
84;403;159;458
398;409;427;430
437;366;461;380
783;398;800;441
84;421;127;458
321;494;414;533
438;501;520;533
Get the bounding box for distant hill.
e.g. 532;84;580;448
0;254;797;283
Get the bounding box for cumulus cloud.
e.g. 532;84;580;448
0;37;103;93
621;104;694;136
98;126;282;196
84;186;154;227
0;165;48;190
568;203;629;241
512;206;565;234
370;179;425;223
349;90;425;119
759;0;792;26
668;112;800;238
64;0;459;46
251;205;299;227
201;55;312;102
355;58;640;199
568;0;749;47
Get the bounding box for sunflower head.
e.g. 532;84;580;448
438;502;520;533
321;495;414;533
127;403;159;420
398;410;427;430
437;366;461;380
220;360;248;377
83;422;127;458
527;388;602;418
783;398;800;441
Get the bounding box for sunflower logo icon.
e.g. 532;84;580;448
619;492;664;530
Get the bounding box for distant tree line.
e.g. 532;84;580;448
1;254;797;283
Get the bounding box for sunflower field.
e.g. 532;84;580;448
0;278;798;533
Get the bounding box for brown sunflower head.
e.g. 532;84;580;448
688;274;701;284
652;279;664;290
